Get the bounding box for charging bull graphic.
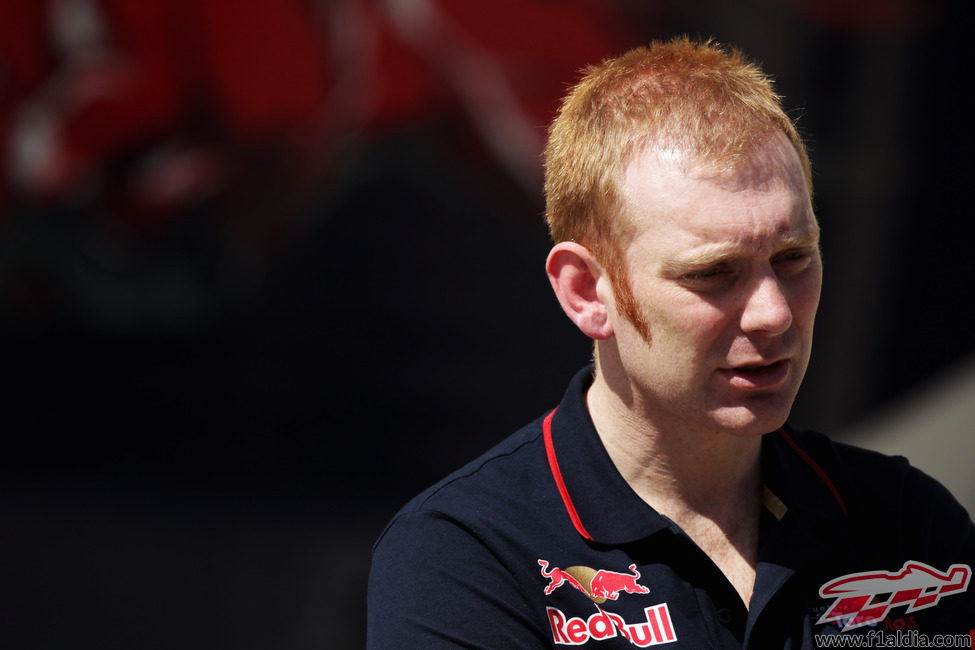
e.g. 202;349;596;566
591;564;653;601
539;559;650;604
817;560;971;631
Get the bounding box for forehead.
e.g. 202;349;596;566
619;133;817;257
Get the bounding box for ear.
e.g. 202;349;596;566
546;242;615;340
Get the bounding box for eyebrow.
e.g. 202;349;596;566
661;227;821;275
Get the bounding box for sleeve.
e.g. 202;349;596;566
366;509;548;649
832;440;975;633
900;464;975;632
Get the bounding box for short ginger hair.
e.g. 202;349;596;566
543;36;811;327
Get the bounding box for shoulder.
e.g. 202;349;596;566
784;427;974;557
783;427;965;510
367;413;557;647
782;427;975;632
377;413;549;539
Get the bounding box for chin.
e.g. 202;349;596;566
709;401;793;437
710;386;799;436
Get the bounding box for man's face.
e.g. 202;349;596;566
606;133;822;436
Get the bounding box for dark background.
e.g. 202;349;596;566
1;1;972;648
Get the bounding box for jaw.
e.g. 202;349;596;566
704;387;800;436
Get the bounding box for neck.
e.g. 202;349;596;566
586;369;763;607
586;370;763;515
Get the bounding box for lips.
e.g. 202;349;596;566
719;359;790;390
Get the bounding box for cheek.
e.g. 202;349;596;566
788;273;823;327
647;296;732;349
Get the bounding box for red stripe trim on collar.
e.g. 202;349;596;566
543;407;594;540
778;428;849;517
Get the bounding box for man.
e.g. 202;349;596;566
367;37;975;648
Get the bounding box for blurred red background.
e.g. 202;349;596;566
1;1;971;648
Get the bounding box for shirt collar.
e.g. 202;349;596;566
545;366;848;546
547;366;677;544
760;426;849;523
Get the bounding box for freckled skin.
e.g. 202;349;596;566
605;133;823;438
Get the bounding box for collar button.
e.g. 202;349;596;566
716;608;734;626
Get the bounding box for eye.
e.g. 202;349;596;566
772;249;815;276
684;267;722;280
679;264;734;290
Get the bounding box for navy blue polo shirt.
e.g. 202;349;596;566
368;367;975;648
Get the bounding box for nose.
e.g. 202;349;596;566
740;272;793;334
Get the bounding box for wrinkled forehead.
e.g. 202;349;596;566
699;131;809;195
615;131;815;243
629;129;808;194
618;131;811;221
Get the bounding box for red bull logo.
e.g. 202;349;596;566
817;560;971;631
539;559;650;604
539;559;675;646
546;604;677;647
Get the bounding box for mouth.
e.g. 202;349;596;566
719;359;790;390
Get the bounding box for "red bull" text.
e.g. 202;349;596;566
546;603;677;646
